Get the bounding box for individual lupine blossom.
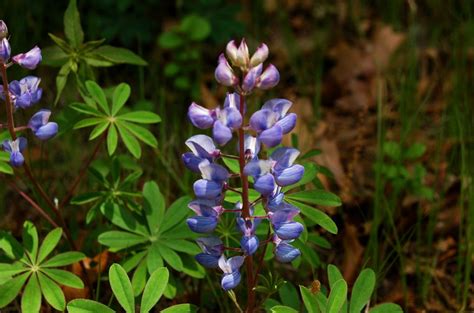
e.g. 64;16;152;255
0;76;43;109
12;46;42;70
184;38;303;291
0;20;8;40
0;37;10;62
28;109;58;140
2;137;27;167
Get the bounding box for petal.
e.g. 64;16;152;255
270;147;300;168
227;256;245;272
219;107;242;129
193;179;223;199
182;153;207;172
35;122;58;140
254;173;276;196
212;120;233;146
275;242;301;263
188;102;215;129
259;125;283;147
12;46;42;70
256;64;280;89
250;43;269;67
235;38;250;67
274;222;304;240
0;38;11;62
186;216;218;233
249;109;276;132
243;160;272;178
242;64;262;92
188;198;219;215
185;135;219;159
10;151;24;167
241;236;259;256
199;162;229;182
274;164;305;186
262;98;292;117
270;208;300;224
18;137;27;152
196;237;224;255
276;113;296;134
215;53;238;86
195;253;220;268
226;40;239;65
244;135;260;159
28;109;51;131
221;271;241;291
2;140;11;152
223;92;241;110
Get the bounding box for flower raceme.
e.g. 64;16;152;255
0;20;57;167
183;38;303;291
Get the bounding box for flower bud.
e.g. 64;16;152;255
12;46;42;70
242;64;262;92
256;64;280;89
0;38;11;63
225;40;239;66
236;39;250;68
215;54;238;86
250;43;269;67
2;137;27;167
0;21;8;40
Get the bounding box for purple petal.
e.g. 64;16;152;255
28;109;51;131
227;256;245;272
241;235;259;255
34;122;58;140
188;102;215;129
185;135;219;159
242;64;262;92
254;173;276;196
215;53;238;86
219;107;242;130
275;242;301;263
196;237;224;255
12;46;42;70
199;162;229;182
274;222;303;240
244;135;260;159
274;164;305;186
221;271;241;291
182;153;208;172
0;38;10;62
270;147;300;168
243;160;272;178
276;113;297;134
10;151;25;167
223;92;241;110
193;179;223;199
212;120;233;146
249;109;276;132
195;253;220;268
259;125;283;147
262;98;292;118
256;64;280;89
187;216;218;233
250;43;269;67
2;140;11;152
270;208;300;224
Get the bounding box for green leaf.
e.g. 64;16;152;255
147;242;163;273
327;279;347;313
383;142;401;161
100;202;149;235
158;245;183;271
98;231;148;251
22;221;39;264
181;254;205;279
158;32;183;49
109;264;135;313
41;268;84;289
160;196;192;234
0;272;30;308
112;83;131;116
162;240;200;255
107;124;119;155
404;143;426;160
118;121;158;148
54;61;72;104
38;272;66;311
67;299;115;313
350;269;376;313
85;81;109;114
270;306;299;313
288;200;338;234
70;102;102;116
0;231;24;259
48;33;72;53
37;228;62;264
131;258;148;296
71;191;104;205
64;0;84;47
117;125;142;158
0;263;27;283
300;286;320;313
221;157;240;174
160;303;198;313
121;251;147;273
94;45;147;66
278;282;300;309
41;46;69;67
118;111;161;124
42;252;85;267
327;264;344;289
89;121;110;140
143;181;165;234
287;190;342;207
0;161;13;175
140;267;169;313
74;117;105;129
83;54;115;67
369;303;403;313
179;15;211;41
284;163;318;191
21;274;41;313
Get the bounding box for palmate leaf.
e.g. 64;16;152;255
287;199;338;234
109;264;135;313
64;0;84;47
118;111;161;123
160;304;198;313
41;268;84;289
22;221;39;264
350;269;376;313
67;299;115;313
286;189;342;207
94;45;147;66
140;267;169;313
0;272;30;308
38;272;66;311
41;252;85;267
112;83;131;116
132;258;148;296
21;274;41;313
37;228;62;264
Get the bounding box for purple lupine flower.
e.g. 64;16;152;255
28;109;58;140
193;162;229;199
243;135;260;160
195;236;224;268
244;147;304;196
12;46;42;70
237;217;261;256
242;64;262;92
0;38;10;63
215;54;239;86
226;39;249;69
187;199;224;233
256;64;280;89
249;98;296;147
0;21;8;40
1;76;43;109
269;208;303;240
188;93;243;146
273;235;301;263
2;137;27;167
218;255;245;291
182;135;220;172
250;43;269;67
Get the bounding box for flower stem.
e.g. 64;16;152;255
238;92;255;313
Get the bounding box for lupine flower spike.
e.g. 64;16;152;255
183;38;303;291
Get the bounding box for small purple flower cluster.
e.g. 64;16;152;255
0;21;57;167
183;39;304;291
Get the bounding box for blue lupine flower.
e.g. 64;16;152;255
28;109;58;140
215;53;238;86
242;64;262;92
255;64;280;89
2;137;27;167
187;198;224;233
0;76;43;109
193;162;229;199
244;147;304;196
218;255;245;291
195;236;224;268
12;46;42;70
188;93;243;145
269;208;303;240
237;218;261;255
182;135;220;172
0;21;8;40
0;38;10;62
249;98;296;147
273;235;301;263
